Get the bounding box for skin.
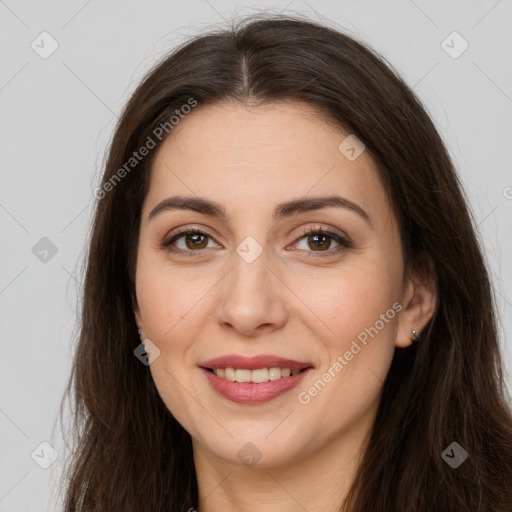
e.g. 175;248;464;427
133;100;436;511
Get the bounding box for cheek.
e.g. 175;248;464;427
135;257;214;435
296;257;400;339
292;258;401;405
135;247;210;346
279;260;400;455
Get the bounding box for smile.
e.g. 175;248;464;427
209;367;302;383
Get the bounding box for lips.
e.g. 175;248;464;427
200;354;314;404
200;354;313;371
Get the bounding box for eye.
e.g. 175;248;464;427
291;227;352;258
162;226;352;258
162;228;219;256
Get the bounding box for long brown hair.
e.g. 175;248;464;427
58;13;512;511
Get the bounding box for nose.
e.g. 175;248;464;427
215;248;289;337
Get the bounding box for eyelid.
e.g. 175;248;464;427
291;224;351;245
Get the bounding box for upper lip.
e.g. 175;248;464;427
200;354;314;371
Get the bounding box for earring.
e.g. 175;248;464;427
411;329;419;342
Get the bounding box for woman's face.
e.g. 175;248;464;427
134;100;421;469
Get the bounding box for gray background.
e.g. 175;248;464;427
1;1;511;510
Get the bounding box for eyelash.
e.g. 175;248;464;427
161;226;352;259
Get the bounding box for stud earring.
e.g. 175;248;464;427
411;329;419;342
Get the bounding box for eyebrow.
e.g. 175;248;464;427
148;194;373;227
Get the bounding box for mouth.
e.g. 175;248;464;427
199;354;314;404
203;366;310;383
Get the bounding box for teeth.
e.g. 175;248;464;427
212;367;303;383
235;369;252;383
251;368;268;383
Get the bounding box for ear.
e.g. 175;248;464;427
395;252;438;348
132;296;144;335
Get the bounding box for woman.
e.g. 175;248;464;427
59;13;512;512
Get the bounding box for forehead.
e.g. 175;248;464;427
144;100;390;224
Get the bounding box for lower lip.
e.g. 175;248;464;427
201;367;312;404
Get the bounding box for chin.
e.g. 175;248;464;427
195;427;309;470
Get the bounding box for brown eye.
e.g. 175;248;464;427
293;227;351;255
305;233;332;251
163;229;217;255
162;227;351;258
183;232;208;250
